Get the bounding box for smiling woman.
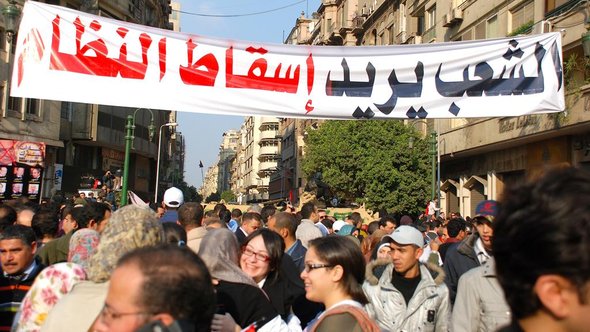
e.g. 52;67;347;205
301;236;380;332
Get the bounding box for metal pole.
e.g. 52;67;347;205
154;125;164;204
430;132;437;202
121;115;134;206
437;132;441;218
155;123;177;203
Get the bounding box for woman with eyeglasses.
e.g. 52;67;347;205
240;229;309;329
199;228;296;332
301;236;380;332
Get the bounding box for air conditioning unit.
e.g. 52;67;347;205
532;20;551;34
451;7;463;21
442;13;451;27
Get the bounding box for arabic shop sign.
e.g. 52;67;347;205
12;2;565;119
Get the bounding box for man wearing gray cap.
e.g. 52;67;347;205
363;225;450;332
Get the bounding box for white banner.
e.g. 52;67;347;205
12;2;564;119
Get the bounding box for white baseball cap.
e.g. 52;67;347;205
163;187;184;208
385;225;424;247
332;220;346;232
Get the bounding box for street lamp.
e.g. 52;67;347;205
2;0;21;117
121;108;156;206
408;120;438;203
154;122;178;203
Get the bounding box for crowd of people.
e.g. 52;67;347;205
0;166;587;331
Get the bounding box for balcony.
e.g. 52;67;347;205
423;26;436;43
259;145;280;156
259;130;280;140
260;117;279;125
395;30;407;44
259;161;278;172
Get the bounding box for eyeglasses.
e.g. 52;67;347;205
304;263;333;273
241;247;270;262
99;304;151;325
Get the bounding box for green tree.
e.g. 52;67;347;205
302;120;431;214
205;192;221;203
221;190;236;203
175;181;202;203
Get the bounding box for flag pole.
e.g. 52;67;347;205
199;161;204;188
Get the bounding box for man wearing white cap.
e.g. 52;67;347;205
160;187;184;223
363;225;450;332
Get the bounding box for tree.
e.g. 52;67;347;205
302;120;431;214
205;192;221;203
221;190;236;203
175;181;202;203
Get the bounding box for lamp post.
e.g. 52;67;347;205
121;108;156;206
2;0;21;117
154;122;177;203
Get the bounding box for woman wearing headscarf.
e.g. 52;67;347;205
199;229;292;332
67;228;100;272
39;205;164;332
12;263;87;332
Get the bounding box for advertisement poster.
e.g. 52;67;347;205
0;140;45;201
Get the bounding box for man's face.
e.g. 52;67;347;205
380;221;395;234
310;208;319;222
62;213;78;234
80;193;86;199
31;168;40;178
242;218;262;234
475;220;494;251
15;168;24;177
0;239;36;275
0;167;6;177
389;241;422;277
318;211;327;221
93;263;151;332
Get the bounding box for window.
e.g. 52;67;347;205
511;1;534;32
61;101;73;120
474;21;486;40
7;96;21;113
487;15;498;38
399;3;406;33
427;6;436;29
388;24;395;44
26;98;39;117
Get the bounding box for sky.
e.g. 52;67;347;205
176;0;321;188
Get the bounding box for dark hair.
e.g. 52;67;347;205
260;205;277;224
242;212;262;225
308;236;368;304
31;208;59;240
300;202;316;219
273;212;297;237
446;218;465;238
493;167;590;320
70;206;92;229
349;212;362;226
162;223;187;246
241;229;285;283
231;208;242;219
178;202;204;227
378;216;396;229
0;224;36;246
117;246;216;332
213;203;227;215
86;202;111;227
367;221;380;235
0;204;16;231
219;210;232;224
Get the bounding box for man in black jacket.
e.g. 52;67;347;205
0;225;45;330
